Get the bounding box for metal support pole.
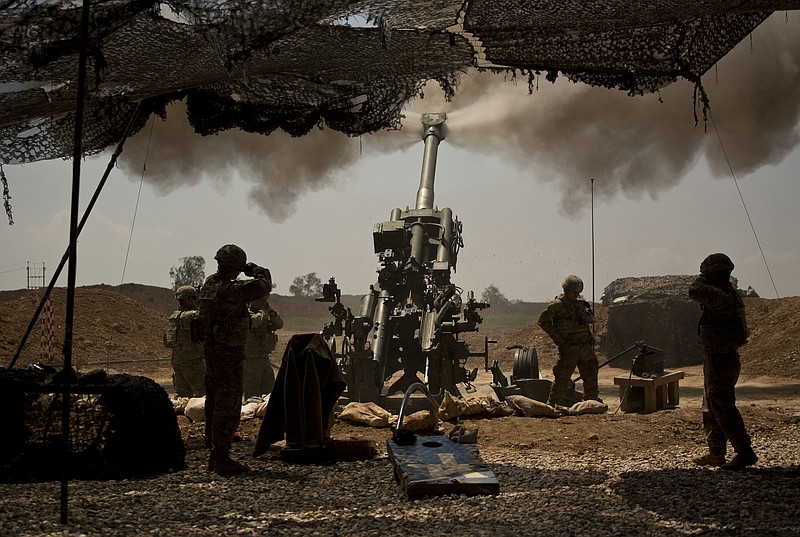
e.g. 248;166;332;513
60;0;92;523
591;177;595;318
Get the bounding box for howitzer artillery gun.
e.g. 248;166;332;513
319;113;492;406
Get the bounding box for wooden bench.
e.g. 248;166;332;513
613;370;685;413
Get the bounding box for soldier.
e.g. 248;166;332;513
538;275;601;407
164;285;205;398
689;253;757;471
199;244;272;475
243;298;284;399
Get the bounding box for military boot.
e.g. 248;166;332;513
692;452;726;467
211;452;249;476
721;450;758;471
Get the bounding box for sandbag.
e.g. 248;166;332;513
394;410;440;433
482;398;516;418
254;397;269;419
505;395;561;418
338;401;392;428
171;397;189;415
240;401;261;420
438;391;486;421
568;400;608;415
183;397;206;422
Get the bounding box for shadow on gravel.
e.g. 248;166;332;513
612;466;800;535
492;464;611;489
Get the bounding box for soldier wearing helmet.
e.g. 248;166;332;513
199;244;272;476
689;253;756;471
537;275;602;407
213;244;248;272
699;252;735;275
164;285;205;398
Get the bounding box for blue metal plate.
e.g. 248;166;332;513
387;434;500;499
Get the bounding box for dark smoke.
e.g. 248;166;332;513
442;14;800;216
118;105;416;221
119;14;800;220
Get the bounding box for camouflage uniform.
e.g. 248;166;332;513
164;306;205;397
164;285;206;397
200;245;272;474
538;275;599;405
688;253;755;468
243;302;284;399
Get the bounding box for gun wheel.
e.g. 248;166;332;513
512;347;540;380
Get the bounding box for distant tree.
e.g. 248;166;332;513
289;272;323;297
481;284;509;306
169;256;205;290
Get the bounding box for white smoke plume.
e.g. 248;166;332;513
119;13;800;220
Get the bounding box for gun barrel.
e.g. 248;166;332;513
415;113;446;210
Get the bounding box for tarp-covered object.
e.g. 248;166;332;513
2;0;800;164
253;333;346;456
0;367;186;482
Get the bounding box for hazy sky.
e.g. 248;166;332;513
1;14;798;303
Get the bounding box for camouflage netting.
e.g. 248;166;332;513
0;366;186;482
2;0;800;164
601;275;699;307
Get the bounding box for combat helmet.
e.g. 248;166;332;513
214;244;247;270
175;285;198;300
562;275;584;293
700;253;734;275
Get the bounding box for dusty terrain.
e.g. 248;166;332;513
2;286;799;451
1;286;799;536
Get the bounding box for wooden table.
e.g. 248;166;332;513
613;370;685;413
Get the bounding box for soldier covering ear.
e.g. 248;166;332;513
200;244;272;476
689;253;756;471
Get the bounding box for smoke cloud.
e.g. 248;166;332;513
119;101;424;221
440;14;800;216
119;14;800;220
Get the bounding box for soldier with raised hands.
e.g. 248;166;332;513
689;253;757;471
199;244;272;476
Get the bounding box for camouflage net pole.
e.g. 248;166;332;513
59;0;93;522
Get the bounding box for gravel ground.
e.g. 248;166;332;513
1;411;799;537
3;289;799;536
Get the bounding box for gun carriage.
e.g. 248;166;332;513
318;113;495;407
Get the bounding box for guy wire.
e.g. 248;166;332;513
709;111;779;298
120;114;155;284
590;177;595;319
